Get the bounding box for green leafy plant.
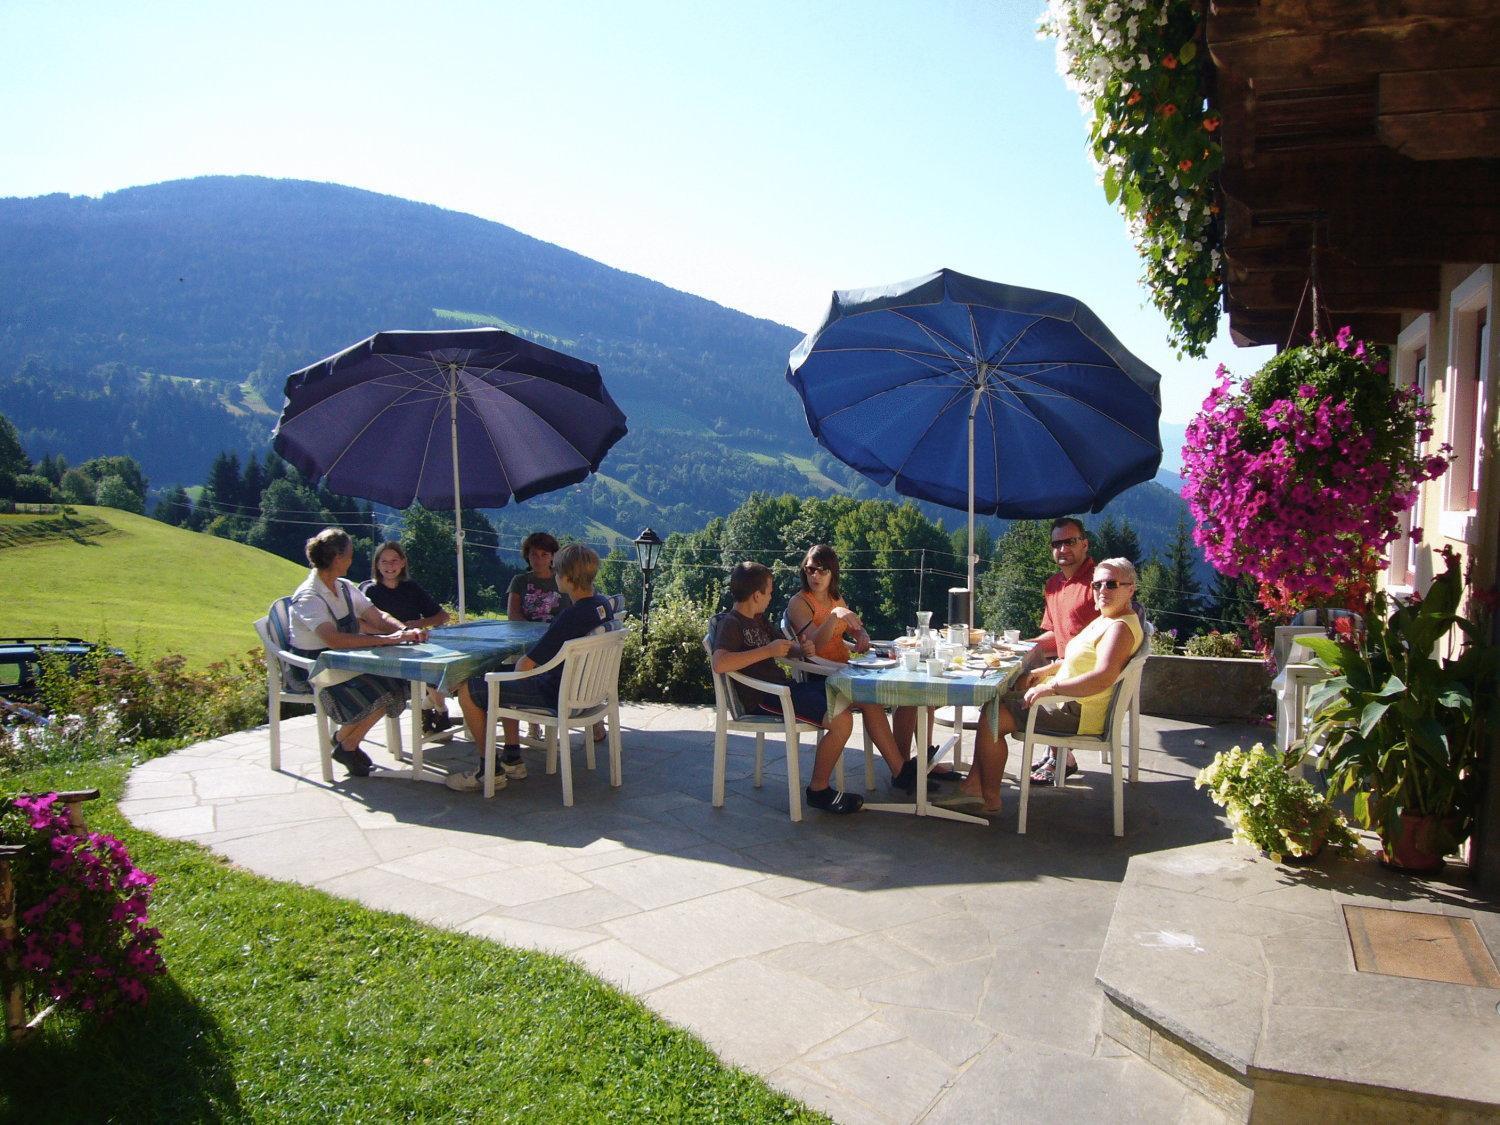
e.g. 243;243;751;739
1195;743;1361;862
1041;0;1223;355
1184;630;1244;658
618;594;715;705
1303;552;1499;857
1;646;265;772
1148;628;1177;655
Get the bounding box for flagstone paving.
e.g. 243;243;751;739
122;705;1267;1123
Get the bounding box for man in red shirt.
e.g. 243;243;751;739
1026;517;1099;783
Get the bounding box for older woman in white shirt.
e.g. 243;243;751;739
288;528;428;777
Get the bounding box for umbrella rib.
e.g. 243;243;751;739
888;383;972;485
314;384;440;483
458;371;520;502
995;369;1160;445
986;378;1099;495
888;309;974;363
411;390;450;505
815;367;968;424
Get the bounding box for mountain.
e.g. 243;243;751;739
0;175;1193;554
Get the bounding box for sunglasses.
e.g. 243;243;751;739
804;564;831;574
1051;536;1084;548
1091;579;1133;591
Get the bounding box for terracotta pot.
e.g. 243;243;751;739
1379;812;1449;873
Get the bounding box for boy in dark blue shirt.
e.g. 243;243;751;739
448;544;614;792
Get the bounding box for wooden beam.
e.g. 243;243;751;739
1209;4;1499;81
1381;110;1500;160
1225;306;1403;349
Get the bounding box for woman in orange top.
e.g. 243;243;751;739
785;545;927;794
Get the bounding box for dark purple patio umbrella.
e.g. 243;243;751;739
272;327;628;618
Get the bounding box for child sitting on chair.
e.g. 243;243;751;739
448;544;614;792
711;561;863;815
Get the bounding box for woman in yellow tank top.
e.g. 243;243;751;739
953;557;1143;814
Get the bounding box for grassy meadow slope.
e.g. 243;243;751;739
4;507;304;667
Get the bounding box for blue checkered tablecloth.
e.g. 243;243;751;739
311;620;549;694
825;659;1024;737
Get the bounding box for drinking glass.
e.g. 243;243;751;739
915;611;932;631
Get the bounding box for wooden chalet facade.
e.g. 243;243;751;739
1206;0;1500;886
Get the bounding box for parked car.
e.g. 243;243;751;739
0;637;126;706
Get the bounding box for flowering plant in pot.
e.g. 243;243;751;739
1302;553;1499;871
1195;743;1361;863
0;792;165;1016
1182;328;1449;619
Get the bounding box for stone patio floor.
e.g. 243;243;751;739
121;704;1269;1123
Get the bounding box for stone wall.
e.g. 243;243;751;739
1140;654;1272;722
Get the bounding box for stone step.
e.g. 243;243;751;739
1094;840;1500;1122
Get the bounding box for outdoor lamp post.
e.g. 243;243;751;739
633;527;664;638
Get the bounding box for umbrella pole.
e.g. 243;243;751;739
967;377;983;601
449;364;466;623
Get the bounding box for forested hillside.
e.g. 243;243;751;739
0;175;1195;556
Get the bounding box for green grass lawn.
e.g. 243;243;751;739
0;755;821;1122
2;506;305;668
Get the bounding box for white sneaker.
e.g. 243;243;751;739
501;756;528;780
444;769;506;793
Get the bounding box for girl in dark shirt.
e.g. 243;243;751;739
362;540;453;733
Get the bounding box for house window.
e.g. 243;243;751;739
1389;316;1431;591
1443;268;1493;541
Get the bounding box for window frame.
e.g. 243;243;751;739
1440;266;1494;544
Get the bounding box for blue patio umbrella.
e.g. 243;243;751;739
786;269;1162;596
273;327;628;619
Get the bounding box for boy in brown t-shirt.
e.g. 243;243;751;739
711;562;863;814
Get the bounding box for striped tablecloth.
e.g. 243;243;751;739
825;659;1025;737
310;620;549;694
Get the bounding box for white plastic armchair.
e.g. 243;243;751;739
254;598;335;782
704;632;822;823
777;617;877;792
482;628;625;805
1017;627;1152;838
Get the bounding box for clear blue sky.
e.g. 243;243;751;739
0;0;1269;426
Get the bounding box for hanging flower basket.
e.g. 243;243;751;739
1181;328;1450;617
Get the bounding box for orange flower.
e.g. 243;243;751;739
1126;89;1142;106
1163;54;1178;69
1179;158;1194;171
1210;202;1221;215
1160;103;1178;118
1202;114;1221;132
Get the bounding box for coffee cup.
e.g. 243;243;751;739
1004;629;1021;644
925;657;945;677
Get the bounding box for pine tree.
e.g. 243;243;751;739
975;520;1055;634
1140;518;1204;638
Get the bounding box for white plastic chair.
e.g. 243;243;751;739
482;628;625;805
255;598;404;782
254;599;335;781
778;616;877;791
705;631;822;823
1017;637;1151;837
